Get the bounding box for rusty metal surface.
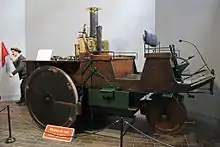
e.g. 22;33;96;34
72;53;191;93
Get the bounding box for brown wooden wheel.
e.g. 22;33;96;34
146;98;187;135
25;66;79;128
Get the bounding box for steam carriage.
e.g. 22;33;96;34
24;7;215;134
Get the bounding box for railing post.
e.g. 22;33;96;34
5;105;16;144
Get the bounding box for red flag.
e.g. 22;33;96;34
1;41;9;67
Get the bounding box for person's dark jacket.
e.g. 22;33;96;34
12;54;27;80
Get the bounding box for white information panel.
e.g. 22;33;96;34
36;49;53;61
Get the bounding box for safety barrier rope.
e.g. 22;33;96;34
0;106;7;113
0;104;193;147
8;106;177;147
10;108;121;139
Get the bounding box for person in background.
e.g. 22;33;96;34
9;47;27;106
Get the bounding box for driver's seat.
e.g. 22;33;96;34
169;44;190;82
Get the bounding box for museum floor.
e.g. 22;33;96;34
0;102;220;147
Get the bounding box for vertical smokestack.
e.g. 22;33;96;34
96;26;102;53
88;7;100;37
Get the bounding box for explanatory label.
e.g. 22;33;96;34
42;125;75;142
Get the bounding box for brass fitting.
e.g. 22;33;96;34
87;7;101;13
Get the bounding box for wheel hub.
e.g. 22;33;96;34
44;93;54;105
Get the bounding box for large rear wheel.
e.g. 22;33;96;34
25;66;79;128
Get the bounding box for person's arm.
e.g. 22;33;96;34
9;56;16;66
10;56;26;77
11;60;25;75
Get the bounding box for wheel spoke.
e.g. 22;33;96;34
55;101;77;107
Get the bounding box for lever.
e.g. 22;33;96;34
180;55;195;64
188;55;195;60
187;94;195;98
179;39;211;72
209;69;215;95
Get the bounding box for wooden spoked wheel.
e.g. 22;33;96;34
25;66;79;128
146;98;187;135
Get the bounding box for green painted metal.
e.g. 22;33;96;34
81;60;94;75
177;62;189;74
174;62;190;82
81;60;98;83
88;88;130;109
92;107;138;117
